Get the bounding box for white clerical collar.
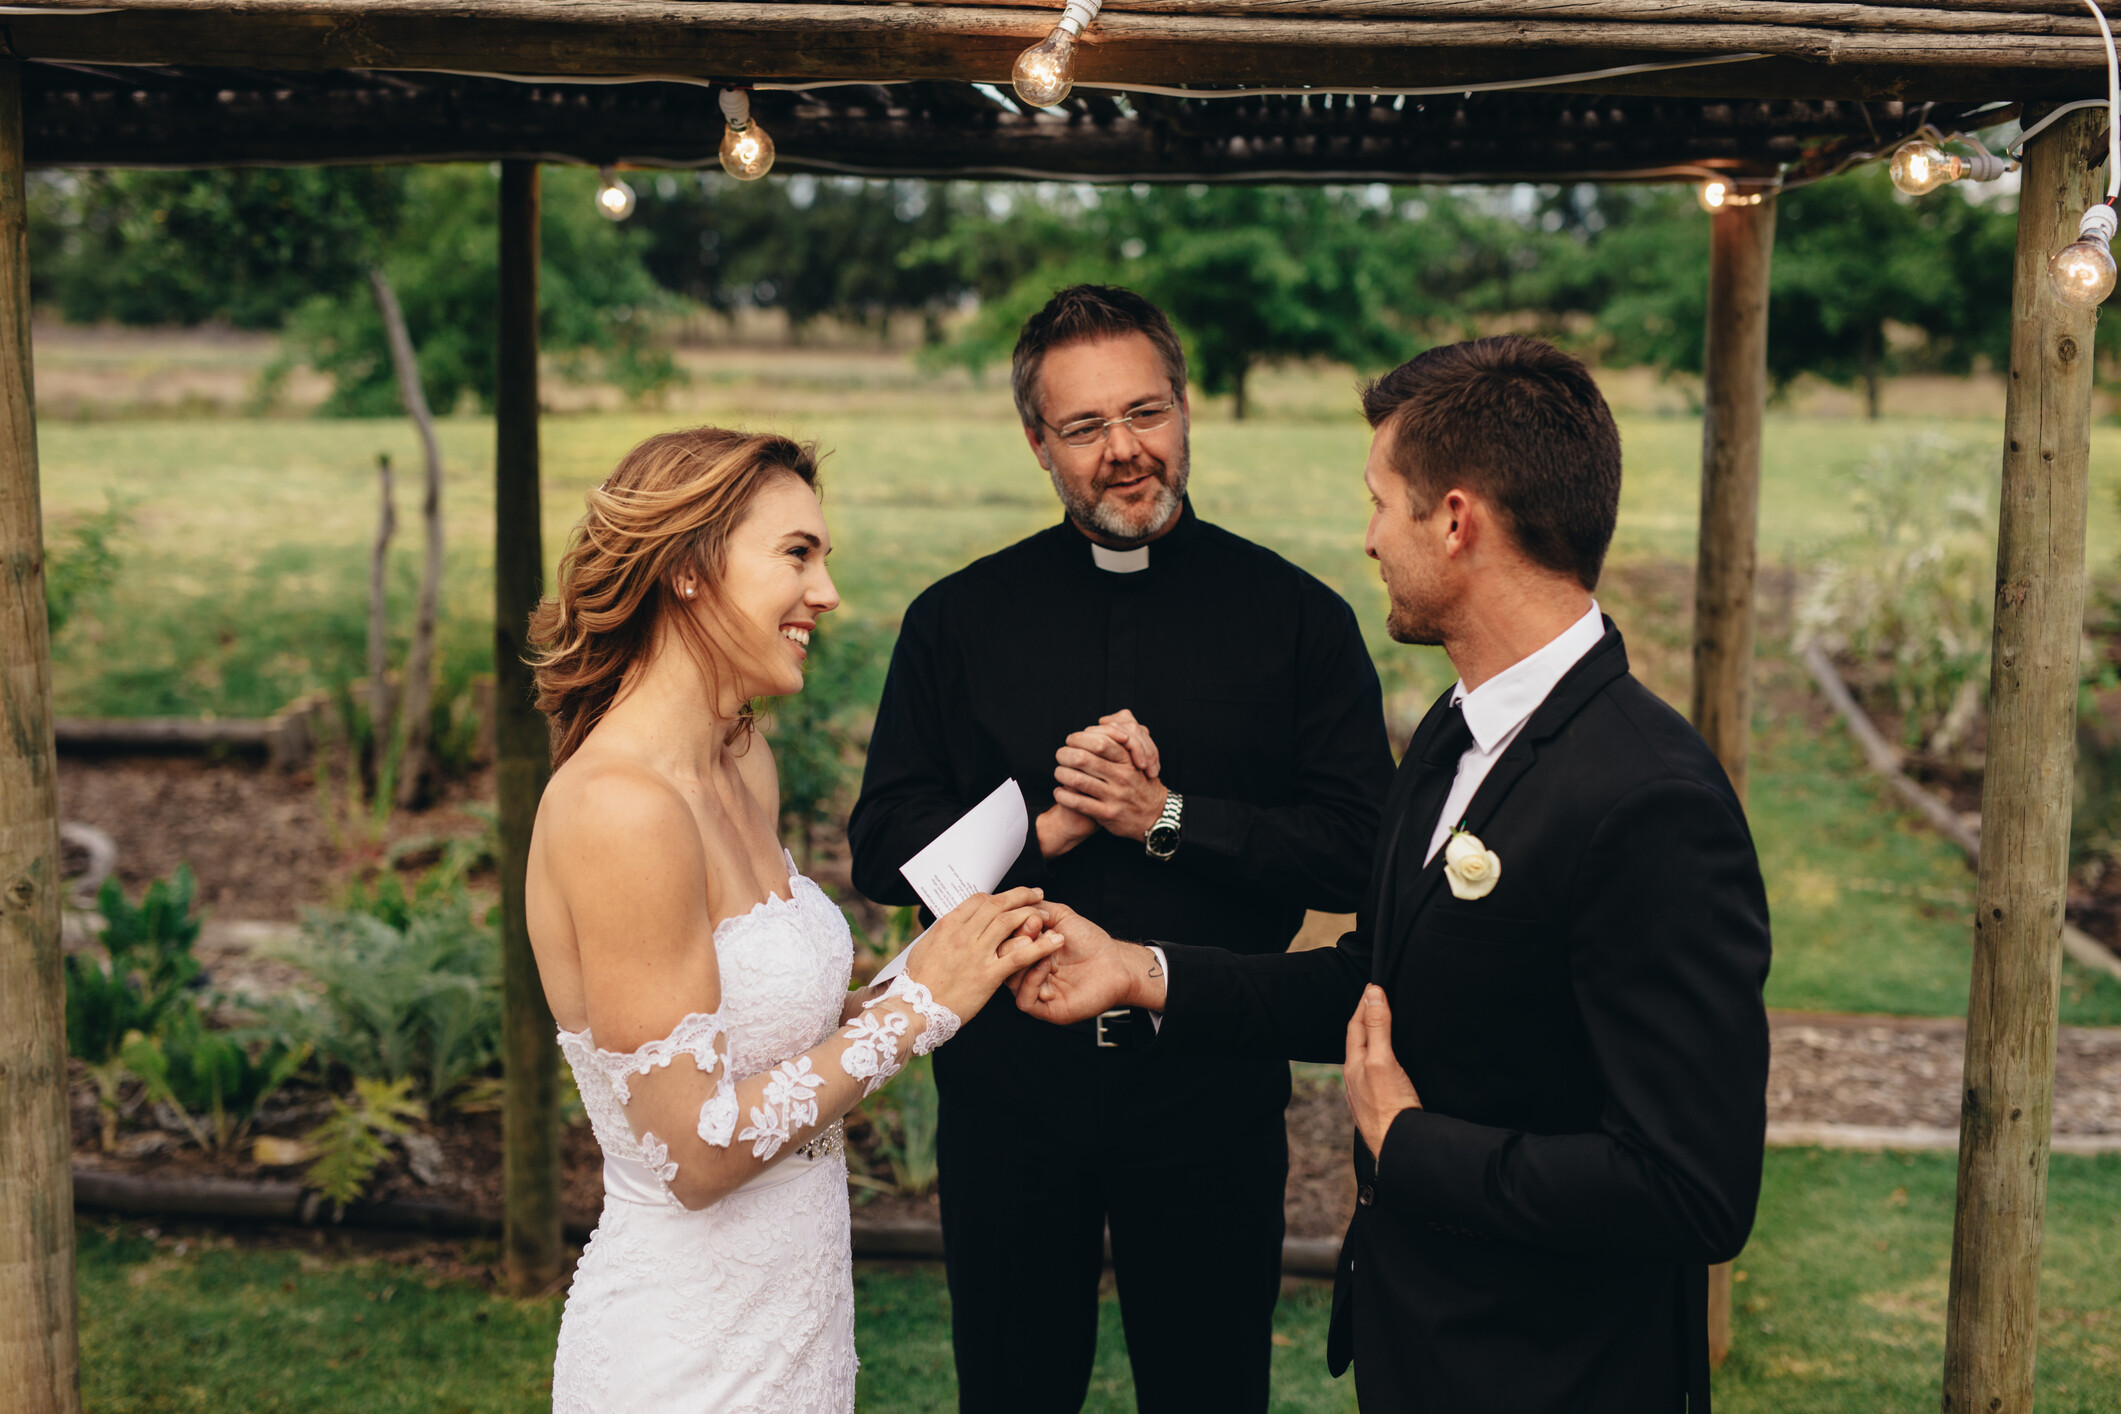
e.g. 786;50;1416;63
1090;543;1150;574
1449;602;1606;753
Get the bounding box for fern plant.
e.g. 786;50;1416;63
122;1004;308;1152
63;866;206;1149
303;1077;427;1209
272;881;500;1099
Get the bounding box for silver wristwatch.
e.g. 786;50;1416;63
1144;791;1184;860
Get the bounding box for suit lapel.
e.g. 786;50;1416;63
1367;694;1464;982
1378;625;1632;982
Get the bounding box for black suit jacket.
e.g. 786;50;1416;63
1156;625;1772;1412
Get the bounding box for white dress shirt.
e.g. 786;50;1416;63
1147;601;1604;1018
1422;602;1606;865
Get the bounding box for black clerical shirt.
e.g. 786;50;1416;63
848;501;1393;956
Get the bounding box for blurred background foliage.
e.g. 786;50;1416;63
26;161;2039;418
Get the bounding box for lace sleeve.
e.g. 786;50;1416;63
561;1011;740;1190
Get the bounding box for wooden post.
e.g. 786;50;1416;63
1941;105;2104;1414
0;60;82;1414
496;159;561;1295
1691;190;1776;1370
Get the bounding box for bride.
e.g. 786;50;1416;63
522;427;1060;1412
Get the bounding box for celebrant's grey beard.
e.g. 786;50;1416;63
1052;447;1190;545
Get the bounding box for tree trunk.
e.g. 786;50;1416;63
1692;190;1776;1369
371;269;447;811
495;160;562;1297
0;59;82;1414
368;451;397;796
1861;320;1881;420
1940;103;2103;1414
1231;361;1249;420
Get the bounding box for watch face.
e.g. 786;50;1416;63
1147;824;1179;854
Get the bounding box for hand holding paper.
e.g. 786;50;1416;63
871;780;1030;986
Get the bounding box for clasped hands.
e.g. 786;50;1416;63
1009;908;1422;1161
1037;709;1168;858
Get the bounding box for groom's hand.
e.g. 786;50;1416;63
1011;902;1167;1024
1344;985;1422;1160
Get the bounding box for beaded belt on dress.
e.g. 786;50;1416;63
795;1119;846;1162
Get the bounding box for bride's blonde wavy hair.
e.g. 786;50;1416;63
529;426;821;767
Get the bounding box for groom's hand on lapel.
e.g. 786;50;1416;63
1344;985;1422;1160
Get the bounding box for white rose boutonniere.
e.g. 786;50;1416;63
1442;825;1502;901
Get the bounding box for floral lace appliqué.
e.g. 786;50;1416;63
639;1131;680;1184
738;1056;827;1160
837;1008;911;1096
871;975;961;1056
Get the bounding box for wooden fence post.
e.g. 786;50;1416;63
496;159;561;1296
1692;188;1776;1369
0;59;82;1414
1941;105;2104;1414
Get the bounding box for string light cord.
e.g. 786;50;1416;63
404;51;1766;102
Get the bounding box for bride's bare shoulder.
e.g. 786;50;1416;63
539;749;702;881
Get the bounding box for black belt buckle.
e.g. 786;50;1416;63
1094;1008;1130;1049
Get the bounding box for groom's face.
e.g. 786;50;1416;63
1363;427;1455;647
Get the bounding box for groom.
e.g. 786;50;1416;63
1018;335;1772;1411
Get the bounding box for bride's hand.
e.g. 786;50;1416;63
903;887;1063;1021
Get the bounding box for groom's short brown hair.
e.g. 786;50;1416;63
1362;336;1621;590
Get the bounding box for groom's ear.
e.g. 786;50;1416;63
1021;420;1051;469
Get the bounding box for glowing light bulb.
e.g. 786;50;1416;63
717;88;775;181
2051;203;2120;309
595;168;636;221
1889;140;1966;197
1697;179;1731;212
1012;0;1101;110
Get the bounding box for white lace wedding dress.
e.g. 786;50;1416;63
552;856;861;1414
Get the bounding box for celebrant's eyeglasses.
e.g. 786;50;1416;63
1044;400;1178;448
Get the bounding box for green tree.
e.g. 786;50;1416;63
29;168;406;328
932;184;1530;417
1549;169;2018;415
631;172;966;338
285;165;679;415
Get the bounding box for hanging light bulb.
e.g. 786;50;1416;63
595;167;636;221
1889;140;1962;196
1013;0;1102;109
1888;138;2010;197
1696;178;1765;213
2050;202;2120;309
719;88;775;180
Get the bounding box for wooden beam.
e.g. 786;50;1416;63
495;158;561;1299
1;2;2114;98
1690;186;1774;1376
1940;103;2103;1414
21;71;1912;176
917;0;2113;33
0;56;80;1414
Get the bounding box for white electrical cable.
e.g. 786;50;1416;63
1077;51;1765;100
403;51;1764;104
2007;99;2106;157
2088;0;2121;197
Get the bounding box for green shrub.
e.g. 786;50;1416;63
64;867;206;1150
865;1054;940;1196
45;499;127;640
1797;434;1999;752
762;617;889;869
303;1077;426;1209
122;1004;308;1153
275;882;501;1099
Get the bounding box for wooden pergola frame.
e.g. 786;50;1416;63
0;5;2107;1410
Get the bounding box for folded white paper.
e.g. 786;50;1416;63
871;779;1028;986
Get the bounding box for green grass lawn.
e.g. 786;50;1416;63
39;373;2121;1024
74;1151;2121;1412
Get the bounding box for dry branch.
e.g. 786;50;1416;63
1802;641;2121;985
370;268;444;810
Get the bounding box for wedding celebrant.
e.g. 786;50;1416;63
1015;335;1774;1413
847;285;1394;1412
